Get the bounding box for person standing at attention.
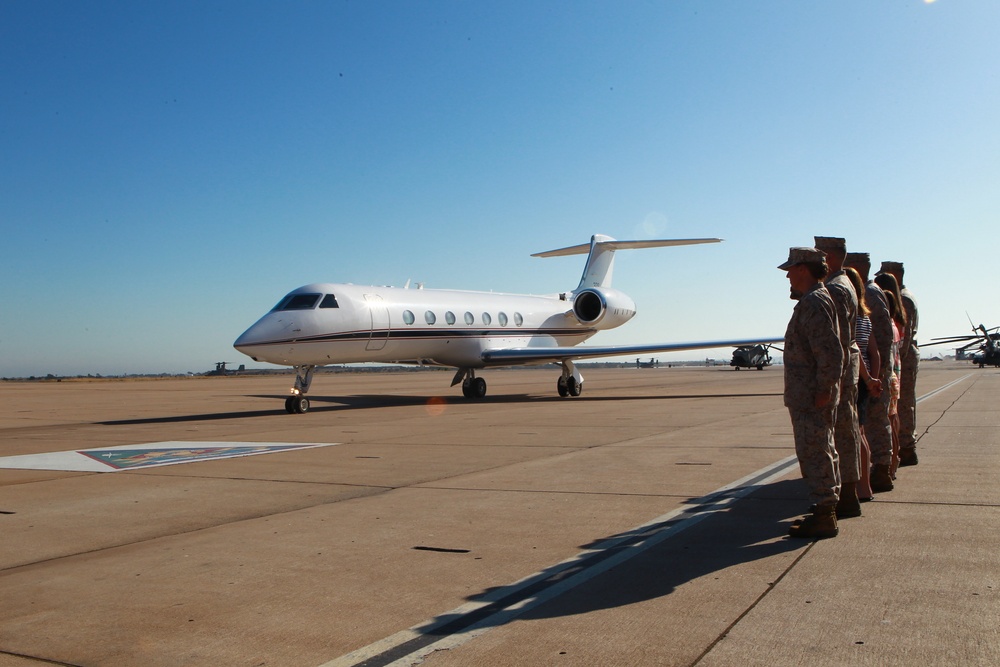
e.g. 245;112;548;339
880;261;920;467
815;236;862;519
779;247;844;539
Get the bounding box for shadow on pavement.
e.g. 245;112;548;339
97;391;781;425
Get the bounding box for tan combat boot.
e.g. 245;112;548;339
788;504;838;539
871;464;894;493
836;482;862;519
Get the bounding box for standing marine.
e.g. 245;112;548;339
779;247;844;539
815;236;862;518
880;260;919;466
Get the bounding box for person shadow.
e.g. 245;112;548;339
417;477;812;641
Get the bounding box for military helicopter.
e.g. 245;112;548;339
928;318;1000;368
730;343;774;370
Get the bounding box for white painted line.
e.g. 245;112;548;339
321;455;800;667
915;373;973;403
0;442;340;472
321;373;975;667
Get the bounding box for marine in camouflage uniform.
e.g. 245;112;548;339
779;247;844;538
881;261;919;466
816;237;862;518
846;252;894;492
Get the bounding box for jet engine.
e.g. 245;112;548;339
572;287;637;328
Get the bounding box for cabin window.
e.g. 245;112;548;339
425;311;436;325
464;312;475;325
482;312;492;325
498;312;508;326
402;310;415;325
445;311;456;325
514;312;524;326
320;294;339;308
273;293;321;311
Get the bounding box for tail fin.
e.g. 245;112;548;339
533;234;722;289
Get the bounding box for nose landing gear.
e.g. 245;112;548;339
284;365;315;414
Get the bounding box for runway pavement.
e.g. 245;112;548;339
0;362;996;666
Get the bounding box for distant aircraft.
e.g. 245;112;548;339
928;318;1000;368
730;344;774;371
234;235;782;413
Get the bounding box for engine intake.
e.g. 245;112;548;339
572;288;636;328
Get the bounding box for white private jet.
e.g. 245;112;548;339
234;234;781;413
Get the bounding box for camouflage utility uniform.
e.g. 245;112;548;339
784;282;844;508
898;286;919;456
825;269;861;484
864;280;894;467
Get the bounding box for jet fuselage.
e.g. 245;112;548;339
234;282;636;369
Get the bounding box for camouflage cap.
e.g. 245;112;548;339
879;260;904;275
844;251;870;266
814;236;846;252
778;247;827;271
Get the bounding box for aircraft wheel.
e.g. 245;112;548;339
567;377;582;397
471;377;487;398
284;397;295;413
290;396;310;414
557;377;569;397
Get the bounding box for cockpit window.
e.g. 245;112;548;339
320;294;339;308
273;293;321;311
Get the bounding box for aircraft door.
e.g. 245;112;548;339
364;294;390;351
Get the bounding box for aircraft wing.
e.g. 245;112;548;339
481;337;785;366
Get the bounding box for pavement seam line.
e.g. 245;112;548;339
318;456;800;667
686;372;976;665
0;648;83;667
320;373;976;667
689;543;816;667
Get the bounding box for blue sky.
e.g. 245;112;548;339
2;0;997;377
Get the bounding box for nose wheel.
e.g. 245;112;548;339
283;365;315;414
285;396;310;414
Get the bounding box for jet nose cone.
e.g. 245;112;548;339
234;322;269;359
233;328;256;351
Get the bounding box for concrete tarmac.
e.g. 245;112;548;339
0;362;996;666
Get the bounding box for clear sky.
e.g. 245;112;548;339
2;1;997;377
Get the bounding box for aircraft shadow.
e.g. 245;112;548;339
411;478;810;644
96;391;782;426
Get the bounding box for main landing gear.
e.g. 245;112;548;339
284;365;315;414
452;369;488;398
451;362;584;400
557;360;583;397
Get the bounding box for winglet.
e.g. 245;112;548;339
532;235;722;289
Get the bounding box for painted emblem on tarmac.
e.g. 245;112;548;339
0;442;339;472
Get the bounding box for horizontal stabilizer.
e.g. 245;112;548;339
532;237;722;258
533;235;723;290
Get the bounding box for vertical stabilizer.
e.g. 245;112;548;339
578;234;618;289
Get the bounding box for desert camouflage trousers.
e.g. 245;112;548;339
789;403;841;507
898;348;919;451
834;352;861;483
864;384;893;466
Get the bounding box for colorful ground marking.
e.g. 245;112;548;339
0;442;339;472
